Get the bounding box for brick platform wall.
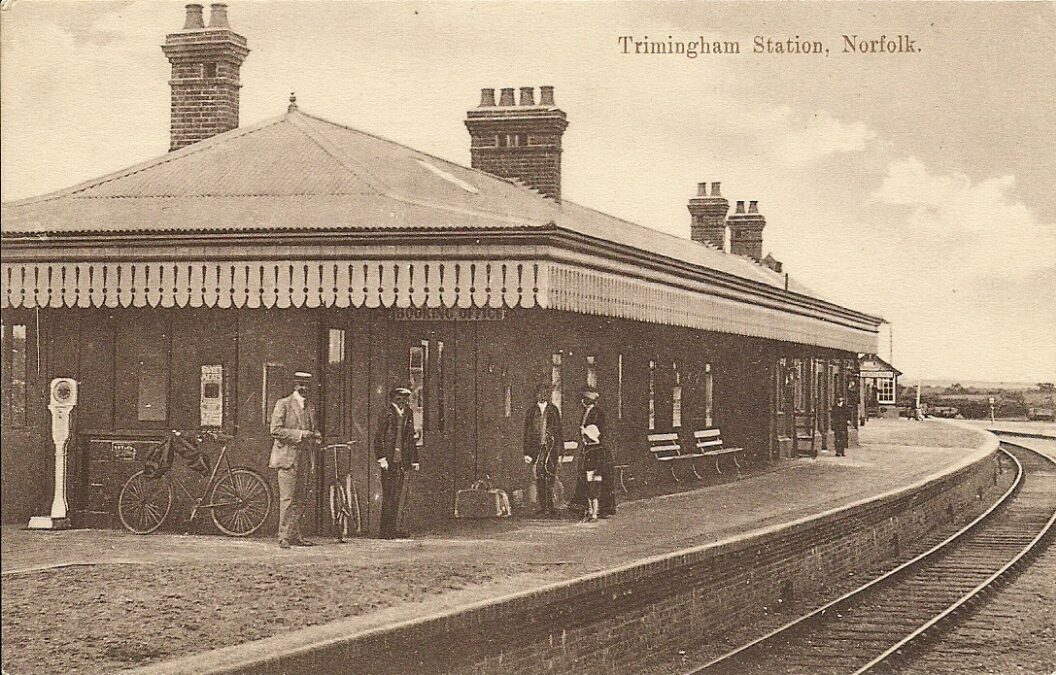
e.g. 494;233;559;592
212;450;1002;674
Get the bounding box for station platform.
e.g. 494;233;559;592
0;419;996;675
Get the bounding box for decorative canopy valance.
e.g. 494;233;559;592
1;258;877;353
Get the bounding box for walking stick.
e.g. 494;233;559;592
396;465;413;535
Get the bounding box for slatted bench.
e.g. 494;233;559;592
647;432;704;481
692;429;744;475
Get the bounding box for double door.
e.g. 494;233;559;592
316;316;458;532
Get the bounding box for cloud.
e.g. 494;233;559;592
715;105;876;166
870;158;1056;280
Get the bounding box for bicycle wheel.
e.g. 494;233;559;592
210;467;271;537
329;483;349;538
118;470;173;534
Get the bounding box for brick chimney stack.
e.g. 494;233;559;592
162;4;249;152
687;181;730;250
728;200;767;261
465;85;569;201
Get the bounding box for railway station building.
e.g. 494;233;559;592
0;5;882;533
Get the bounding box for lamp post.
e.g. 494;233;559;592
988;396;996;425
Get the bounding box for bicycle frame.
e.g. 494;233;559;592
168;433;241;523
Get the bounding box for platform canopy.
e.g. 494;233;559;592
1;108;882;354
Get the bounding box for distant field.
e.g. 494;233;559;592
922;380;1044;391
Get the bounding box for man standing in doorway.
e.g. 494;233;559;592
270;371;322;549
523;384;562;517
831;395;852;457
374;387;419;539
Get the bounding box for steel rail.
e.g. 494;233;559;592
855;441;1056;674
686;442;1055;675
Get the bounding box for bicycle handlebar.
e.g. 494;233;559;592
171;429;233;444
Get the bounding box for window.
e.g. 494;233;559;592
436;340;445;431
137;365;168;422
263;362;289;427
877;378;895;405
551;353;563;411
617;354;624;420
324;329;346;437
792;358;807;412
1;322;28;427
586;355;597;389
503;366;513;419
115;312;171;428
704;363;714;428
409;341;428;444
497;133;526;147
672;361;682;429
648;360;656;431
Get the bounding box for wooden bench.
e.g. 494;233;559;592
647;432;704;482
692;429;744;475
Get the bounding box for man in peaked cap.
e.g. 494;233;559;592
374;386;420;538
270;371;322;548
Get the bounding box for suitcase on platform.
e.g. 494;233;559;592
454;478;511;519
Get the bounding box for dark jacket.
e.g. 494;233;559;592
373;403;418;467
523;401;562;468
830;403;853;430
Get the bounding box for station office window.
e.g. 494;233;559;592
671;361;682;429
551;353;563;411
648;360;656;431
586;355;597;389
876;378;895;405
409;341;428;444
704;363;714;428
324;328;346;438
0;322;28;427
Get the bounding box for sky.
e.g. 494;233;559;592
2;1;1054;383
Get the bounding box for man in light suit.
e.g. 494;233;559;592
270;371;322;548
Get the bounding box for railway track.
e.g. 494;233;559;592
685;441;1056;675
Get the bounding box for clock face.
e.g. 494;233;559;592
55;381;73;403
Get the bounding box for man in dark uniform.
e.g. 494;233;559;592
831;395;853;457
570;389;616;518
523;384;562;517
374;386;419;538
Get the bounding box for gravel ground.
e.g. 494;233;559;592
1;560;552;674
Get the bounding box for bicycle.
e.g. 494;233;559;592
117;430;272;537
324;441;361;541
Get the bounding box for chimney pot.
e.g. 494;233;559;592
749;200;759;213
208;3;230;28
499;88;516;106
519;87;535;106
697;182;708;196
288;92;298;112
711;181;722;197
539;86;555;106
479;88;496;107
736;201;746;214
183;3;205;30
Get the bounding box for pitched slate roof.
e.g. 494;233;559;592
1;108;820;296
